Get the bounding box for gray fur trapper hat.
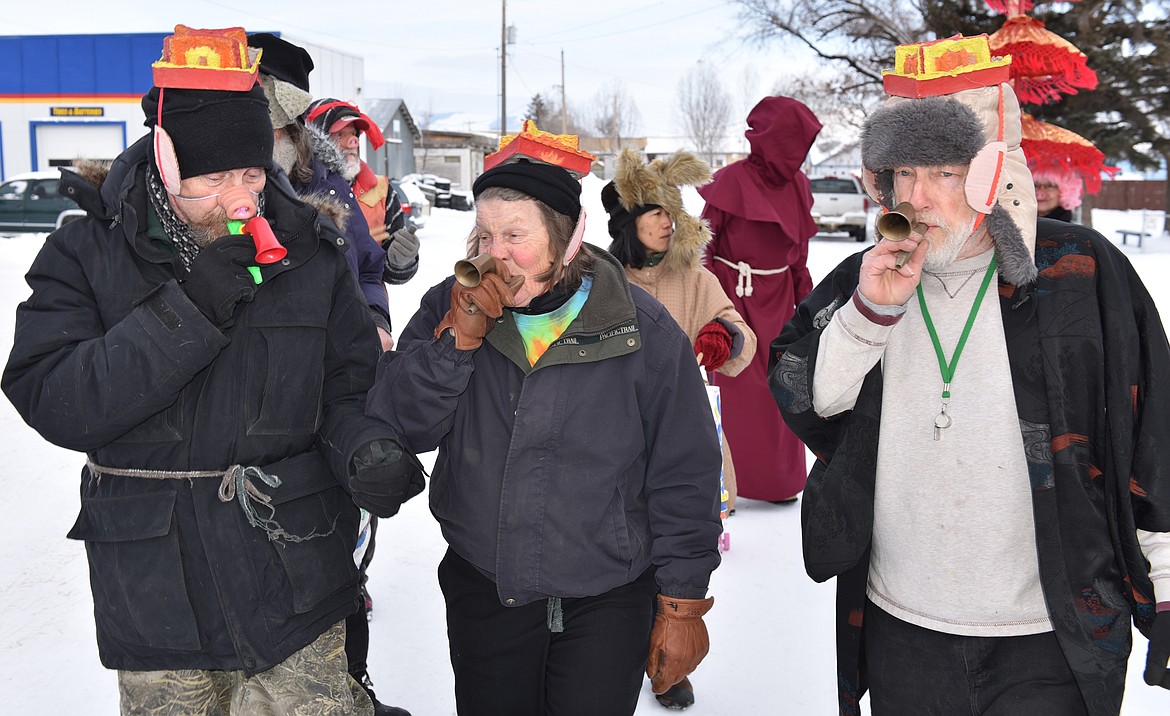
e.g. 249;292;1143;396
860;83;1038;286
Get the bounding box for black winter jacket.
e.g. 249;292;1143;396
770;220;1170;715
367;248;722;606
2;136;398;675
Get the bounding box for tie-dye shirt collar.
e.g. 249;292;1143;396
512;277;593;367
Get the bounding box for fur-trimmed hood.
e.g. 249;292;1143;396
860;83;1038;286
305;121;351;179
606;147;712;272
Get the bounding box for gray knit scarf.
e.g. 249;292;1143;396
146;168;267;273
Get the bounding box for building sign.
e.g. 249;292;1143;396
50;106;105;117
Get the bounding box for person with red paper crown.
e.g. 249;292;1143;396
1;27;424;715
771;35;1170;715
365;123;722;715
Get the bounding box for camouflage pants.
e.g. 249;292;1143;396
117;621;374;716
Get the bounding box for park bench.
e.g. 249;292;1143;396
1117;210;1164;248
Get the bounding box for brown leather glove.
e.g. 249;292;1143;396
434;271;517;350
646;594;714;694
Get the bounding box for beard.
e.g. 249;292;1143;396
921;212;978;271
273;133;299;176
339;151;361;182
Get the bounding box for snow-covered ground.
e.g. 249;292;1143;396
1;198;1169;715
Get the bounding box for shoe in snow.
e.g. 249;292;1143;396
655;676;695;710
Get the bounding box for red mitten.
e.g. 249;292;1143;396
694;321;732;371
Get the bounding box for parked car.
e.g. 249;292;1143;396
402;172;453;209
393;178;429;230
809;175;872;242
0;170;80;234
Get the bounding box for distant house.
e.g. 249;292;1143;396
415;129;498;189
363;98;420;179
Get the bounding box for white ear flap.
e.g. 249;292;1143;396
153;125;182;195
965;141;1007;214
860;167;883;206
564;208;586;266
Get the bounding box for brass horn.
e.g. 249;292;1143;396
876;202;927;268
453;253;526;293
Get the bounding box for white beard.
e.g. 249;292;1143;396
922;213;979;271
339;152;360;182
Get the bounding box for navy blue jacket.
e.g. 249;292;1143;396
293;129;391;331
367;248;722;605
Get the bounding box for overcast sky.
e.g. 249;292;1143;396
6;0;815;137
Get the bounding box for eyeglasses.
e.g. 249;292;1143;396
1034;183;1059;193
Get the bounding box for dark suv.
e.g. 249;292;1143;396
0;171;81;234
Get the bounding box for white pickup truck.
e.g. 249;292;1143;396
810;175;872;242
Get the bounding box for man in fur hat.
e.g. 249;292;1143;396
2;27;424;715
770;35;1170;715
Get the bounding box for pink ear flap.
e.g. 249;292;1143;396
153;87;181;195
564;208;586;266
965;141;1007;214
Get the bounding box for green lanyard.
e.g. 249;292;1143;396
915;258;997;439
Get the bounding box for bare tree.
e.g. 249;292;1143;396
590;80;642;154
545;97;589;137
676;62;733;165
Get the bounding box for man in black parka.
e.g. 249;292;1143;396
1;29;422;715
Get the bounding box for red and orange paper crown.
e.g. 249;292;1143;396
151;25;261;91
883;34;1012;98
485;120;596;179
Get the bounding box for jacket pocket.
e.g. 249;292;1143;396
67;491;200;650
263;455;359;614
245;305;328;436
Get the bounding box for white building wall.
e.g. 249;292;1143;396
285;35;364;105
1;99;143;177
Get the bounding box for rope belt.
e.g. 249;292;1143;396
712;255;789;298
85;459;333;543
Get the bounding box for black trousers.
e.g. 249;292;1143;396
864;601;1089;716
438;548;658;716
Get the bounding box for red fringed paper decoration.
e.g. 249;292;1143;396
985;0;1035;13
1021;114;1118;207
989;15;1097;105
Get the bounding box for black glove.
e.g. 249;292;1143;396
182;236;261;326
350;439;425;517
1145;610;1170;689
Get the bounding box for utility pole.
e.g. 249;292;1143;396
560;49;567;134
501;0;507;137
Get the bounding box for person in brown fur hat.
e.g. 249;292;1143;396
603;147;755;709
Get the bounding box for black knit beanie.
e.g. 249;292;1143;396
473;159;581;219
142;82;274;178
600;180;657;239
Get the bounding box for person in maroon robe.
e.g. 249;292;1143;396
699;96;822;503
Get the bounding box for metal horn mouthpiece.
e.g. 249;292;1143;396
453;253;526;293
876;202;928;268
876;202;926;241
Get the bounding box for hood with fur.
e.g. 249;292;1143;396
608;147;712;271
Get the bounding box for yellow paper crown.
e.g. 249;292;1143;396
884;34;1012;98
